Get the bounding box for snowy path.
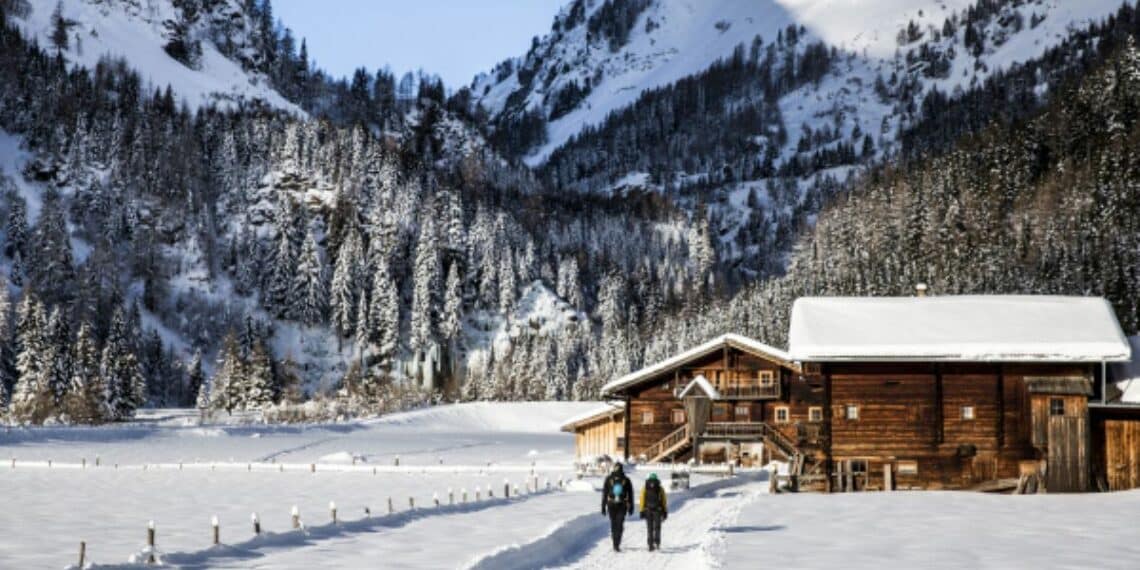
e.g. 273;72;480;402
468;472;769;569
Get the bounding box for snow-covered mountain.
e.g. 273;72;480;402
12;0;298;111
474;0;1126;167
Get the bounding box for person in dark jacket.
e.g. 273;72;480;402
601;463;634;551
639;472;668;551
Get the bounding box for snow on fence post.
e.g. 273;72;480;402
504;479;510;498
433;493;440;508
212;515;220;545
475;485;481;501
448;488;454;505
387;497;394;514
329;501;337;524
78;541;86;568
251;513;261;536
146;520;156;565
291;506;300;530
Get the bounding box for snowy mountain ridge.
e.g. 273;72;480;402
475;0;1128;167
12;0;298;111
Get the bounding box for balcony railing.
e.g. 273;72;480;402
714;383;781;399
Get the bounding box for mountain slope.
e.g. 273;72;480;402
11;0;298;111
476;0;1127;166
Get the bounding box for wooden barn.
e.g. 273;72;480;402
560;403;624;462
593;294;1138;493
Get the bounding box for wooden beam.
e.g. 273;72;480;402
997;365;1005;449
934;364;944;446
823;363;833;493
623;395;631;462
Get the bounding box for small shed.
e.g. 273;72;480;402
560;402;624;463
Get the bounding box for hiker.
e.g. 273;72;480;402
640;472;668;551
601;462;634;551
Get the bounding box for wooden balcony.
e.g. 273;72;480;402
714;383;781;399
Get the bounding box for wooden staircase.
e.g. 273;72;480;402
643;425;692;463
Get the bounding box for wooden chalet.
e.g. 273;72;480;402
560;403;624;462
594;294;1140;493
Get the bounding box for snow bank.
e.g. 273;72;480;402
371;401;601;433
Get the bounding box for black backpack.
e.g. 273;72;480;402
644;478;663;510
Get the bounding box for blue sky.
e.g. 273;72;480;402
274;0;567;89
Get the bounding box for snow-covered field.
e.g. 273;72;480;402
3;402;1139;569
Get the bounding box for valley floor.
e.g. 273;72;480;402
2;403;1138;569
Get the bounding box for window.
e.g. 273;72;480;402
714;403;729;418
775;406;790;424
848;459;868;475
757;370;775;387
845;404;860;420
641;411;654;425
897;460;918;475
960;405;976;420
671;409;685;424
1050;398;1065;416
808;406;823;423
735;405;751;421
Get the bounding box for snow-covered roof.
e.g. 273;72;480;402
601;334;795;396
559;402;623;432
788;296;1132;363
677;375;721;400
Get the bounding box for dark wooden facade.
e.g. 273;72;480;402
606;337;1114;493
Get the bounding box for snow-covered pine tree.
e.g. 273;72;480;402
0;284;12;393
498;248;516;315
211;332;244;412
292;228;328;325
410;215;441;354
330;229;362;340
101;308;146;420
5;196;27;260
29;188;76;303
43;307;72;407
441;262;463;344
63;322;105;423
367;257;400;365
11;295;50;423
244;340;275;409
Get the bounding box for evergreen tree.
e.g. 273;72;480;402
211;332;244;412
367;258;399;364
102;308;145;420
187;349;205;406
292;228;328;325
62;322;105;423
11;294;49;423
329;229;361;339
244;340;275;409
411;217;441;353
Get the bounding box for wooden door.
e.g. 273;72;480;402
1046;415;1088;492
1104;420;1140;491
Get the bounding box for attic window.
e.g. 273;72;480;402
845;404;860;420
960;405;976;420
641;411;654;425
671;409;685;424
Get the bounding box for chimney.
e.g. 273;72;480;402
915;283;928;297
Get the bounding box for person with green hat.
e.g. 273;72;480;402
639;472;668;551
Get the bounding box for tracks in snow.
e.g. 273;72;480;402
467;472;770;570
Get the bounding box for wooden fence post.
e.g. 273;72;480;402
212;516;220;545
82;457;86;469
78;541;86;568
433;493;440;507
310;463;316;473
461;488;468;503
291;506;300;529
883;464;893;492
364;507;371;518
387;497;394;514
475;486;481;501
504;479;510;498
448;488;454;505
394;456;400;467
251;513;261;535
408;496;415;510
146;520;156;565
329;501;337;524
